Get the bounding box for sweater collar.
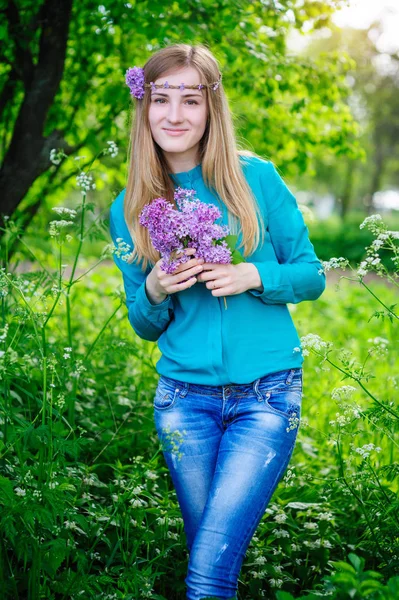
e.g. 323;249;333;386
168;163;203;186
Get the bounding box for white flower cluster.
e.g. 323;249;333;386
254;555;267;565
49;148;64;165
272;528;290;538
357;214;399;277
283;466;296;487
355;443;382;459
269;578;283;588
303;538;333;549
273;513;287;524
63;347;72;359
76;171;96;194
322;257;350;271
112;237;131;256
330;400;360;427
0;268;10;298
52;207;77;219
316;511;334;521
112;237;134;263
104;140;118;158
359;214;383;234
130;497;148;508
357;254;382;277
331;385;357;401
0;323;9;342
286;411;300;433
49;219;74;238
367;336;389;357
300;333;333;356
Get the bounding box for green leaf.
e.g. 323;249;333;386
276;592;295;600
42;539;69;577
348;552;365;572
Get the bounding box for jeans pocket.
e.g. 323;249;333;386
153;377;180;411
259;372;302;421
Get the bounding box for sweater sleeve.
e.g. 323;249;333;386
248;161;326;305
109;191;174;341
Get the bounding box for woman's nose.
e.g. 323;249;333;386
167;102;184;122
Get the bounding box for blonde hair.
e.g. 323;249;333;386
124;43;266;272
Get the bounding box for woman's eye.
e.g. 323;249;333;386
153;98;198;105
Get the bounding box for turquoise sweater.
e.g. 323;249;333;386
109;155;326;385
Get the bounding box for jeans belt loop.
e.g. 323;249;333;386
285;369;295;385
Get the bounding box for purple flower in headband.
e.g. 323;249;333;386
125;66;145;99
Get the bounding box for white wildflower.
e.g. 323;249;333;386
272;528;290;538
49;148;63;165
104;140;118;158
331;385;357;401
304;522;318;530
76;172;96;194
322;257;349;271
274;513;288;524
355;443;382;459
52;207;77;219
359;214;383;233
367;337;389;357
269;578;283;588
49;220;74;237
300;333;332;356
316;511;334;521
357;260;369;277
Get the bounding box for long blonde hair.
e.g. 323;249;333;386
124;43;266;272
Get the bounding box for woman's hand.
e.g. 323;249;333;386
146;248;204;303
197;262;263;297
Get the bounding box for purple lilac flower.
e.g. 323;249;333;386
139;187;233;274
125;67;145;99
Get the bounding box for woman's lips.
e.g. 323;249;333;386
163;129;188;136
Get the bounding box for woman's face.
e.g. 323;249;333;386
148;66;209;165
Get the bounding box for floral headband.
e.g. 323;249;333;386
125;66;222;100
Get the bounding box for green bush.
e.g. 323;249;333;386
308;211;399;272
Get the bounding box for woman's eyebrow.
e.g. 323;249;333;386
151;92;203;98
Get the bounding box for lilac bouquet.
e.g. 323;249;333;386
139;187;245;308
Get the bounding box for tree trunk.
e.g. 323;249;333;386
0;0;73;232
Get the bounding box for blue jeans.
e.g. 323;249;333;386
153;367;303;600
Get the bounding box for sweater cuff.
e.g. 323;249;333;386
135;279;172;318
248;261;291;302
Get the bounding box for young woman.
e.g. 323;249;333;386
110;43;326;600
